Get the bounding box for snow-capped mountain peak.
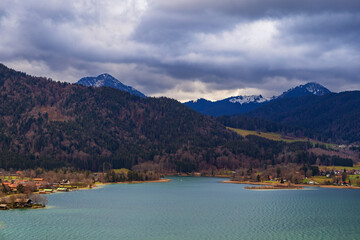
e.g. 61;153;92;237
305;82;328;94
76;73;146;98
184;82;331;116
278;82;331;99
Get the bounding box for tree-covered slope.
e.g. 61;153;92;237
0;64;341;171
0;64;246;170
247;92;360;143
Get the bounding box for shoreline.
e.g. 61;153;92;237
53;178;171;191
59;178;171;189
105;179;171;185
221;180;360;189
244;185;304;190
0;179;171;210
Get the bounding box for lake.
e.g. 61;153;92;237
1;176;360;240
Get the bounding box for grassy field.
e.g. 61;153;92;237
0;176;31;181
318;164;360;171
348;175;360;184
303;176;330;184
227;127;337;149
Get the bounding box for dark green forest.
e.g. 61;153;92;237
217;93;360;144
246;92;360;143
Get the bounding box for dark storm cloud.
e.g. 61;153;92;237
130;0;360;97
154;0;360;17
0;0;359;101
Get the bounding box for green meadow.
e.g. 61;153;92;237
227;127;337;149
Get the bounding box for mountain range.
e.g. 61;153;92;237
184;82;331;116
0;63;358;172
2;63;307;171
77;73;146;98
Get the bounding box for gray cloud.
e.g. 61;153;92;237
0;0;359;101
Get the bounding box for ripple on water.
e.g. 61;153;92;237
0;222;6;229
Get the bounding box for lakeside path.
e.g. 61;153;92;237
221;180;360;189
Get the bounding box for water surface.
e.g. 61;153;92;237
1;177;359;240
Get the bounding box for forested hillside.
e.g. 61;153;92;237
247;92;360;143
0;64;238;170
0;64;351;171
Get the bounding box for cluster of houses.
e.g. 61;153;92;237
0;198;32;210
1;171;70;194
318;168;360;176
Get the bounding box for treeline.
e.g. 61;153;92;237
104;170;161;182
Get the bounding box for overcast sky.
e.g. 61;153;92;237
1;0;359;101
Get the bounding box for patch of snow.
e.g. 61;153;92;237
229;95;269;104
305;83;322;94
94;79;105;87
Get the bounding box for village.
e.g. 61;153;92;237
0;167;164;210
226;164;360;188
0;169;98;210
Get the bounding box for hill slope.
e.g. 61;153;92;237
0;64;244;170
2;64;305;171
247;92;360;143
1;64;344;171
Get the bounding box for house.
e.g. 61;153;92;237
14;198;32;207
0;204;9;210
14;198;31;204
57;187;69;192
8;184;18;191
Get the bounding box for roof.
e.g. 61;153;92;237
14;198;30;203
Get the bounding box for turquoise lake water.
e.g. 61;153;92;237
1;176;360;240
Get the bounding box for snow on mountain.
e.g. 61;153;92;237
184;82;332;116
76;73;146;98
278;82;330;99
228;95;269;104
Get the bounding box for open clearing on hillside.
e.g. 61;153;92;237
227;127;337;149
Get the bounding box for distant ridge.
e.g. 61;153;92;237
77;73;145;98
184;82;331;116
184;95;271;116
